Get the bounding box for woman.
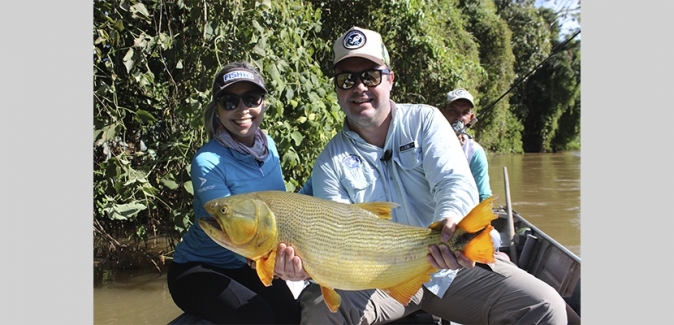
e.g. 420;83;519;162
167;62;301;324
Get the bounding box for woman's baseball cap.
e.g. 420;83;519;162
212;67;267;99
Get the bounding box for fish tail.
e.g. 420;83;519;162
457;195;499;263
462;224;496;263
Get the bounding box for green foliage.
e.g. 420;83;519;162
459;0;522;153
493;0;579;152
93;0;340;250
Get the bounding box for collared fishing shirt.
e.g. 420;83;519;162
311;101;479;298
172;135;287;269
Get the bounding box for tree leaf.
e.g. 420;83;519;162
161;178;179;190
107;203;147;220
183;181;193;195
123;48;135;73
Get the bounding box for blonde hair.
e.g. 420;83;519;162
203;62;266;139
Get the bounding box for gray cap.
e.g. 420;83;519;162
446;88;474;108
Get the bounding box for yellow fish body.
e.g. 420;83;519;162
199;191;497;312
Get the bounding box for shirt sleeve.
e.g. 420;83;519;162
297;176;314;196
469;147;492;202
421;107;479;221
191;151;232;216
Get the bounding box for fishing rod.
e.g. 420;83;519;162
463;29;581;130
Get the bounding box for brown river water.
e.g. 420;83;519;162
93;151;581;324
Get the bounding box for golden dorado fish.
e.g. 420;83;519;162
199;191;497;313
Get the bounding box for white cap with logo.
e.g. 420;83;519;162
333;26;391;67
446;88;475;108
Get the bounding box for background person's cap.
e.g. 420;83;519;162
333;26;391;67
212;68;267;99
446;88;475;108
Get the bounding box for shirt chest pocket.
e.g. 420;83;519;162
395;147;422;170
339;166;385;202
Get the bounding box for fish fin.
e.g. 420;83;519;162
428;221;443;231
462;224;496;264
256;250;277;287
355;202;400;220
384;267;436;306
457;195;499;233
320;286;342;313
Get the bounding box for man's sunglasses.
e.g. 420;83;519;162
216;91;264;111
334;69;391;90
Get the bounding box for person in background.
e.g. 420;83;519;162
441;88;492;202
167;61;302;324
275;26;567;325
440;88;503;252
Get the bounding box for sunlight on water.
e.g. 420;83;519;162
488;152;580;257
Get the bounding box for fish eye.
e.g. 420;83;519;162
220;207;227;214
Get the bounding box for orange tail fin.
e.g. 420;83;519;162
458;195;499;263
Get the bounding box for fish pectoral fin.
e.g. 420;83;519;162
320;286;342;313
462;225;496;264
354;202;399;220
384;268;436;306
256;250;277;287
457;195;499;233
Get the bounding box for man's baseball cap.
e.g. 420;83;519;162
446;88;475;108
212;67;267;99
333;26;391;67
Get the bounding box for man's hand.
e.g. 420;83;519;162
427;217;476;270
274;242;310;281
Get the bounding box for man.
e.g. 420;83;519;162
442;88;493;203
275;26;567;325
441;88;503;252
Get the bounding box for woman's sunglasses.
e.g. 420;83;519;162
216;91;264;111
334;69;391;90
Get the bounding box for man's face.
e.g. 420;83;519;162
333;57;394;129
440;99;474;125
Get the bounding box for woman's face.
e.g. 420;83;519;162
215;81;266;147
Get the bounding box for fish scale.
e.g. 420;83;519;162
200;190;497;312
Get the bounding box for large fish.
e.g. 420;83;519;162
199;191;497;312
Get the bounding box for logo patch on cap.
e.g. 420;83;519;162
223;71;255;83
343;30;366;49
454;89;467;96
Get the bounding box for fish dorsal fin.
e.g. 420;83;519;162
384;267;436;306
255;249;277;287
320;286;342;313
354;202;399;220
457;195;499;233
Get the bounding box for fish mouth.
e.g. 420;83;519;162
199;216;222;231
199;216;233;245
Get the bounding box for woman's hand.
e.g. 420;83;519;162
427;217;476;270
274;242;310;281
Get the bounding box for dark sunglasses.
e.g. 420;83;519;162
334;69;391;90
216;91;264;111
